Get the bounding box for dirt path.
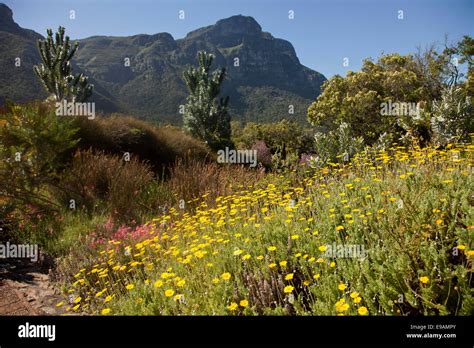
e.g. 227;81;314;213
0;259;67;316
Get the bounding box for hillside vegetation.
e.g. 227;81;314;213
0;17;473;317
56;142;474;315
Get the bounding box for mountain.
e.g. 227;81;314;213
0;4;326;124
0;3;46;105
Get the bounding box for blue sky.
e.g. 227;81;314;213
3;0;473;77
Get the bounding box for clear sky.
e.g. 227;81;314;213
3;0;473;77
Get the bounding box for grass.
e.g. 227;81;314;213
50;214;110;256
14;211;109;258
23;157;266;258
55;142;474;316
72;115;212;175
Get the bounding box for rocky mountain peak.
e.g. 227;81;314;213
214;15;262;35
0;3;12;21
0;4;18;31
0;3;41;40
184;15;262;41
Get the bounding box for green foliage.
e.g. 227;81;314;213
0;102;79;211
232;119;315;170
307;53;440;145
441;35;474;93
34;26;93;102
271;147;300;172
183;51;232;151
308;36;474;151
453;35;474;98
311;122;365;166
431;86;474;146
232;119;313;155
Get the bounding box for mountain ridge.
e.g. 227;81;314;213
0;5;326;124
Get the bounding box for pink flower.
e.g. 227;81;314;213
88;220;158;250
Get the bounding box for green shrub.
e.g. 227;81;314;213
311;122;365;167
0;201;17;242
0;102;79;212
306;52;445;145
232;119;313;155
431;86;474;146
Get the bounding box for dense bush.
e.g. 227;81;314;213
431;86;474;146
232;119;314;156
0;102;79;212
311;122;365;167
56;150;155;223
251;140;273;168
307;36;474;161
0;201;17;242
307;53;437;145
73;115;212;174
168;157;266;210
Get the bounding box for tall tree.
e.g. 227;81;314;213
455;36;474;97
34;26;93;102
182;51;232;151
